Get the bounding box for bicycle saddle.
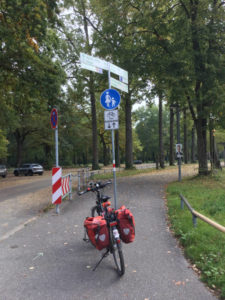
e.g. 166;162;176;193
101;195;111;202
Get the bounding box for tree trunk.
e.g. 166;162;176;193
44;144;53;169
115;130;120;167
195;118;208;175
209;121;221;170
213;140;221;169
183;108;188;164
81;0;99;170
14;130;24;167
89;75;99;170
125;93;133;169
209;120;214;170
191;127;195;163
99;133;109;166
158;95;164;168
169;106;174;166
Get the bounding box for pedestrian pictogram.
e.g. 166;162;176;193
100;89;121;110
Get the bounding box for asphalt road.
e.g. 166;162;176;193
0;169;217;300
0;178;51;202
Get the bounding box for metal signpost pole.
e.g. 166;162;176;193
51;108;61;214
80;53;128;210
55;126;59;168
55;125;60;214
108;65;118;210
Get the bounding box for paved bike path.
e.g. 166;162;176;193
0;170;217;300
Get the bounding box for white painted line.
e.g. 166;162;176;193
0;216;38;242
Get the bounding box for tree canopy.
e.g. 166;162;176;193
1;0;225;174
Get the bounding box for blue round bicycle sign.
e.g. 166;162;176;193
100;89;121;110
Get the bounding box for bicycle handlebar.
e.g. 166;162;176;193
78;180;112;196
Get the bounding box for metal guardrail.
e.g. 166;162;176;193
180;194;225;234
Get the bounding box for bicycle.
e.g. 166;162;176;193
78;181;125;276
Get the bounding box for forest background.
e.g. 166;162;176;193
1;0;225;175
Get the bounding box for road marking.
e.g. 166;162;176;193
0;216;38;242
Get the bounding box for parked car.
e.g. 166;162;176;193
134;160;142;164
14;163;44;176
0;165;7;178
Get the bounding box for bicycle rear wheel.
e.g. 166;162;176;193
111;233;125;276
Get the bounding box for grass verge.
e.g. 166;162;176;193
166;170;225;299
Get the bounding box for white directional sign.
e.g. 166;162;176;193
104;110;119;122
104;121;119;130
80;62;103;74
80;53;128;85
110;63;128;84
80;53;108;73
111;77;128;93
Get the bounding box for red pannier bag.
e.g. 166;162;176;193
115;205;135;243
84;216;109;250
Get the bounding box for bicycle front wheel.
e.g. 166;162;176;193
111;236;125;276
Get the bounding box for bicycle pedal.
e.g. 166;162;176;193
83;238;89;242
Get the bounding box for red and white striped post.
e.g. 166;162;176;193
52;167;62;214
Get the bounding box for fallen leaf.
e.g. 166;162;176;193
132;270;137;273
64;242;68;245
29;267;35;270
86;266;91;269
